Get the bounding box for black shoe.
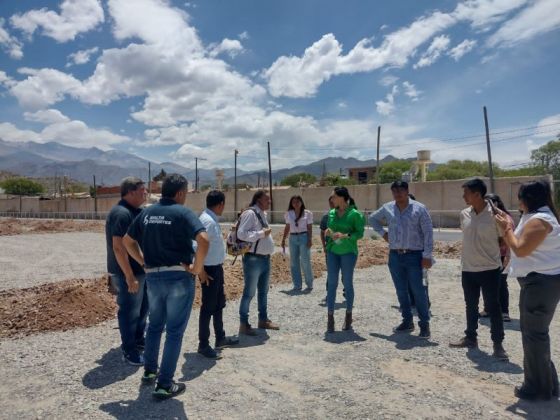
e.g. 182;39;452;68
197;345;222;359
141;369;157;384
514;385;542;401
419;325;431;339
492;343;509;361
393;321;414;333
215;336;240;349
153;381;186;400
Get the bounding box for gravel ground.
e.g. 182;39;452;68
1;259;559;419
0;232;106;290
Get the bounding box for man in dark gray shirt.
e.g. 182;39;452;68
105;177;148;366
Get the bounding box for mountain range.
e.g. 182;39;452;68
0;139;399;186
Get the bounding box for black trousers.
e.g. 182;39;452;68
518;273;560;398
199;265;226;347
483;257;509;314
462;269;504;343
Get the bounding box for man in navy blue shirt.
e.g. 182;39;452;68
105;177;148;366
124;174;209;400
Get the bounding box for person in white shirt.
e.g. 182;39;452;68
197;191;239;359
496;180;560;401
237;190;280;336
281;195;314;293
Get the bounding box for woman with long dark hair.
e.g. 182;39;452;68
281;195;314;292
324;186;365;332
495;180;560;401
480;193;514;321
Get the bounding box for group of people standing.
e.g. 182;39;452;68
106;173;560;402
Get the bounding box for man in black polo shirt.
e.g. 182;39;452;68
124;174;209;400
105;177;148;366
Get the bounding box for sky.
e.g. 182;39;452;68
0;0;559;172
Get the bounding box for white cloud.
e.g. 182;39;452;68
376;85;399;116
9;68;82;109
10;0;104;43
487;0;560;47
414;35;451;69
0;18;23;59
453;0;527;31
534;114;560;138
402;81;421;101
209;38;244;58
265;12;456;97
379;75;399;87
448;39;477;61
0;113;129;149
238;31;249;40
66;47;99;67
23;109;71;124
337;101;348;109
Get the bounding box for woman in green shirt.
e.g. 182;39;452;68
325;186;365;332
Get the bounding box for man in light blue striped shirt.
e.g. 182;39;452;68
369;181;434;339
197;190;239;359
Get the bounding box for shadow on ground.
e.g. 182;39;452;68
179;352;218;382
82;347;140;390
506;397;560;419
324;330;367;344
369;332;440;350
465;347;523;374
99;384;188;419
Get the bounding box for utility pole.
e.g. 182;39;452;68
93;175;97;218
267;141;273;222
194;157;207;192
234;149;239;215
148;162;151;197
376;125;381;208
483;106;495;193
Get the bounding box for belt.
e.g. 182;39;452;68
390;249;421;255
245;252;270;258
144;265;185;273
290;232;307;236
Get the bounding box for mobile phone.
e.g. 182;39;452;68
486;199;498;215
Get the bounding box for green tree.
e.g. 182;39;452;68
323;174;356;186
153;169;167;182
427;160;499;181
280;172;317;187
530;137;560;178
0;177;44;195
378;160;412;184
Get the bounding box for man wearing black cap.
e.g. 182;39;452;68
369;180;433;339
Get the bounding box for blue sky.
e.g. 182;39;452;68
0;0;559;171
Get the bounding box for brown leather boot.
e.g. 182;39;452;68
342;311;353;330
327;313;335;333
257;319;280;330
239;323;258;336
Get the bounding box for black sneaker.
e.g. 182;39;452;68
419;325;431;339
141;370;157;384
393;321;415;333
153;381;186;400
197;345;222;359
122;352;144;366
215;336;240;349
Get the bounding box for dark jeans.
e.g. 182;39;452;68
388;250;430;327
518;273;560;398
144;271;195;388
112;273;149;357
483;272;509;314
239;254;270;325
408;283;431;309
462;269;504;343
199;265;226;348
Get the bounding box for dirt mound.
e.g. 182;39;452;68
0;218;105;236
0;239;460;339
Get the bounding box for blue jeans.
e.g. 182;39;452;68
326;251;357;312
388;250;430;327
289;233;313;289
112;273;149;357
144;271;195;388
239;254;270;325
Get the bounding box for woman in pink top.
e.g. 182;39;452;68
281;195;314;292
